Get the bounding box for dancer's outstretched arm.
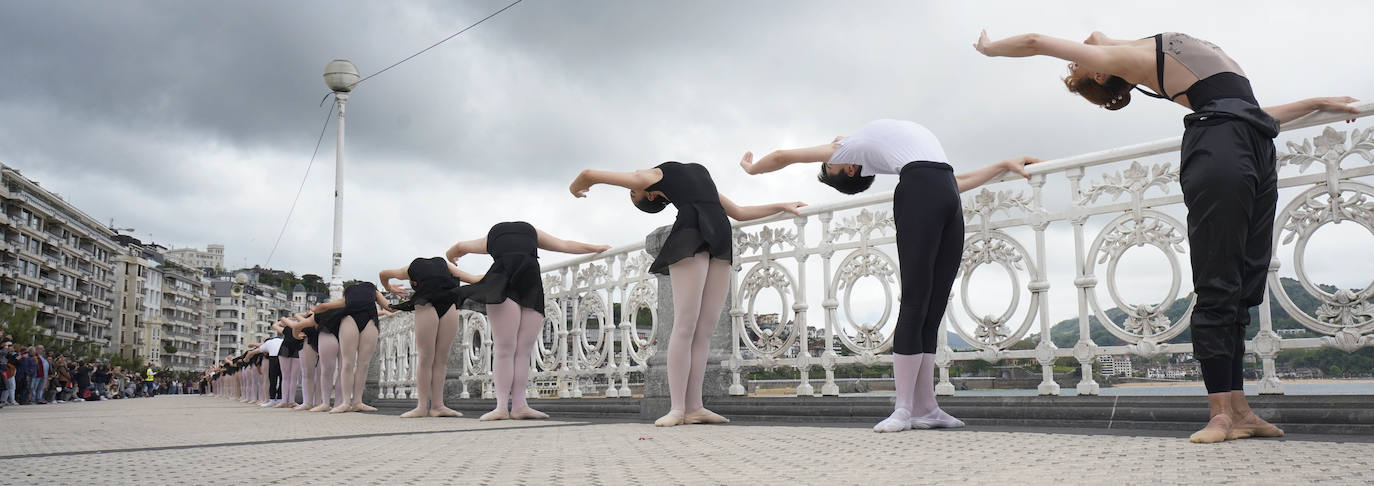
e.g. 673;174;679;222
378;268;411;296
739;141;840;175
1263;96;1360;124
719;193;807;221
568;169;657;197
445;238;488;262
373;290;396;312
311;297;344;314
535;228;612;254
955;156;1042;192
441;258;484;284
973;30;1153;86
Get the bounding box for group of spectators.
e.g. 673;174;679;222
0;330;188;408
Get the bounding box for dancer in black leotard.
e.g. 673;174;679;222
974;29;1358;442
441;222;609;421
288;283;394;413
741;120;1038;433
380;257;482;418
271;317;304;409
570;162;805;427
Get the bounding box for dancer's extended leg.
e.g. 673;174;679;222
426;306;462;417
297;345;318;410
483;299;520;421
402;306;440;418
350;322;379;412
684;256;730;425
657;253;709;427
509;306;548;420
311;333;340;412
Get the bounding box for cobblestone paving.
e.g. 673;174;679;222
2;396;1371;485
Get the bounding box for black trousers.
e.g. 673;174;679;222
892;162;964;355
268;356;282;400
1180;114;1277;394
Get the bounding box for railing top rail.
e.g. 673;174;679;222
540;101;1373;271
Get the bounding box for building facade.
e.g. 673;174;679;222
212;272;299;360
0;165;120;349
165;244;224;271
113;236;216;371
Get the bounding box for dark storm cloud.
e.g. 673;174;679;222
0;0;1369;325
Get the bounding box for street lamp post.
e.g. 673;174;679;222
323;59;359;300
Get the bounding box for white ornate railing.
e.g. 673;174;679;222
376;242;660;400
376;102;1374;399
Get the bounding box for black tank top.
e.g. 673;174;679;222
1135;33;1256;110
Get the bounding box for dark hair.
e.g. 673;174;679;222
1064;74;1133;110
634;194;669;213
817;163;876;195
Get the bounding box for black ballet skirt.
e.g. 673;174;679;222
279;328;303;359
391;257;463;318
645;162;732;274
302;325;320;350
452;221;546;314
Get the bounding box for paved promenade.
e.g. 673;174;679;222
2;396;1372;485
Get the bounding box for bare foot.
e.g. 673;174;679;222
1189;414;1233;444
428;407;464;418
684;408;729;424
1229;412;1284;439
510;406;548;420
352;403;377;412
480;409;510;421
399;407;429;418
654;410;685;427
309;404;332;413
328;404;352;414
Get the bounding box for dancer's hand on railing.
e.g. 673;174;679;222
1002;156;1042;179
776;201;808;216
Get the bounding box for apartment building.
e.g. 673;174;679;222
0;165;120;349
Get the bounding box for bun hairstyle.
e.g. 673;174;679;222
1064;74;1133;110
634;193;669;213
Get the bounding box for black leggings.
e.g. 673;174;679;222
1180;114;1276;394
268;356;282;400
892;162;964;355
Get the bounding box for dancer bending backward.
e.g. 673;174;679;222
380;257;483;418
290;283;394;413
444;221;610;421
739;119;1039;433
570;162;806;427
974;29;1359;443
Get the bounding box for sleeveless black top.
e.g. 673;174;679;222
279;325;303;358
455;221;546;313
340;282;381;332
314;307;346;336
392;257;462;318
1134;33;1256;111
645;162;732;274
302;325;320;350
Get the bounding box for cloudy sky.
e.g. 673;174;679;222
2;1;1371;337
